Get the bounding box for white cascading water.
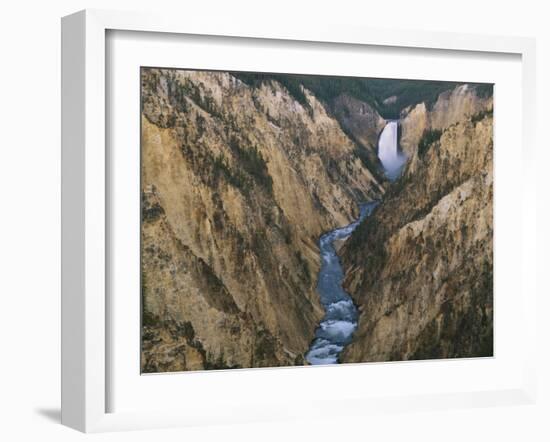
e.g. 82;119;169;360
305;202;378;365
378;121;406;180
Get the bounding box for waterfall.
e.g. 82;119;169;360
378;121;406;180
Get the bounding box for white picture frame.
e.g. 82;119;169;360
61;9;537;433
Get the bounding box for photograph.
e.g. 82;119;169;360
140;67;494;373
1;0;545;439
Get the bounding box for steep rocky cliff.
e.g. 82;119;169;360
340;86;493;362
140;68;383;372
400;84;493;173
328;94;386;177
330;94;386;147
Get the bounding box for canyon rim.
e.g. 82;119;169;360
140;68;494;373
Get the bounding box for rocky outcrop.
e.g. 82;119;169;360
339;93;493;362
330;94;386;152
400;84;493;174
140;68;383;372
328;94;386;180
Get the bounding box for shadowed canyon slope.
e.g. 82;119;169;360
340;86;493;362
140;68;384;372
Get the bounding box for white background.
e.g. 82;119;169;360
0;1;548;441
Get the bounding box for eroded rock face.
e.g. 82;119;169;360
340;98;493;362
330;94;386;151
400;85;493;174
140;68;383;372
329;94;387;180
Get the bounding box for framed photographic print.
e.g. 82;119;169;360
61;9;537;432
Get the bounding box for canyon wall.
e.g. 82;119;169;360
140;68;383;372
400;84;493;174
328;94;386;176
340;86;493;362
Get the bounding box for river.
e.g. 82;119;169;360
305;120;400;365
305;201;379;365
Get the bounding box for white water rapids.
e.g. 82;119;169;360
378;120;406;180
305;202;378;365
